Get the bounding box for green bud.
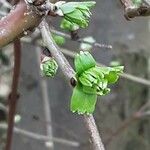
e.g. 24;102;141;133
59;1;96;30
75;51;96;75
40;57;58;77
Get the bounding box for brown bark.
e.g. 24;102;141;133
0;0;43;48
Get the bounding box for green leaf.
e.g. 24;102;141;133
60;19;79;31
52;34;65;46
65;9;88;28
60;1;96;12
75;51;96;75
82;85;97;94
105;71;119;84
60;4;76;14
71;84;97;114
78;75;93;87
112;66;124;73
59;1;96;29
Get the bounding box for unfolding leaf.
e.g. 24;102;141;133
59;1;96;30
71;84;97;114
52;34;65;46
60;19;79;31
75;51;96;75
105;71;119;84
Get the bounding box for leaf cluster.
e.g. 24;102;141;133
71;51;124;114
59;1;96;31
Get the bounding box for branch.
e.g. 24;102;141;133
39;20;105;150
83;115;105;150
50;29;112;49
0;123;79;147
120;0;150;19
0;0;43;48
39;20;75;81
5;39;21;150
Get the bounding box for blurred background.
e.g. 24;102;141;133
0;0;150;150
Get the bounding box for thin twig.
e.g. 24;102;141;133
83;115;105;150
5;39;21;150
50;29;112;49
40;20;105;150
36;47;54;149
0;103;8;112
0;123;79;147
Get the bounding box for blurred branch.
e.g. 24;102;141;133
0;0;12;9
0;103;8;112
120;0;150;19
40;20;105;150
5;39;21;150
105;101;150;145
0;123;79;147
50;29;112;49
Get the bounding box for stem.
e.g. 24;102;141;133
83;115;105;150
40;20;105;150
50;29;112;49
5;39;21;150
0;0;42;48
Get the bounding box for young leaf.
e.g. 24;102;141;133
71;84;97;114
75;51;96;75
60;19;79;31
52;34;65;46
59;1;96;30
